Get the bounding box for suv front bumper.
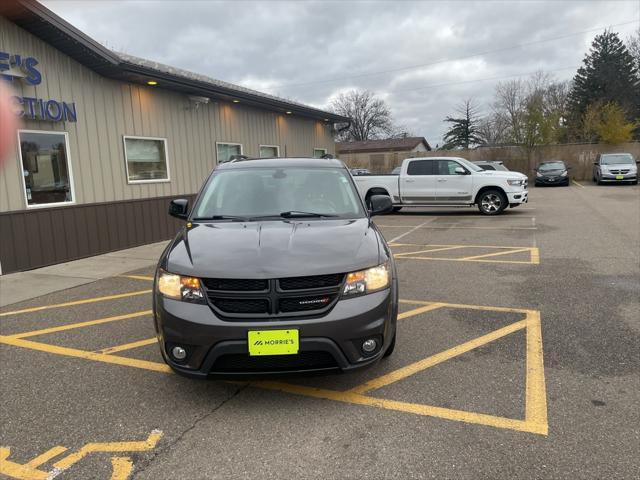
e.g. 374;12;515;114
153;285;398;378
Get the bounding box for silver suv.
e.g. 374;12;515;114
593;153;638;185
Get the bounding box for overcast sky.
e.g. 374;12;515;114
43;0;639;147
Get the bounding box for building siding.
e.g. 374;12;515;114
0;15;335;213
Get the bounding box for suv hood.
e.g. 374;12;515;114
163;218;382;279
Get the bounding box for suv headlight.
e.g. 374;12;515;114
507;179;526;186
157;269;205;302
343;263;390;296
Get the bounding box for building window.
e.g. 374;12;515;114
259;145;280;158
18;130;75;208
123;136;170;183
313;148;327;158
216;142;243;163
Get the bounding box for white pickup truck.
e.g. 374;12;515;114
352;156;528;215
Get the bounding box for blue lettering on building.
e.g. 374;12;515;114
2;52;76;122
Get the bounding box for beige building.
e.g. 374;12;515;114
0;0;347;274
337;137;431;173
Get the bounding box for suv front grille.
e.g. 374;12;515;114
202;274;345;320
211;351;338;373
609;169;630;174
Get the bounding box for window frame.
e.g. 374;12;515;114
258;144;280;158
406;159;434;176
437;159;467;175
216;141;244;164
122;135;171;185
17;129;76;209
313;148;327;158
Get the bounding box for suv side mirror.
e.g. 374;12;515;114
454;166;467;175
169;199;189;220
369;195;393;216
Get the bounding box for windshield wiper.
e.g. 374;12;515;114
279;211;339;218
192;215;250;222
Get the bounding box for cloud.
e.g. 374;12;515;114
42;0;640;146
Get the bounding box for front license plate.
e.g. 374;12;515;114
248;329;299;356
616;175;624;180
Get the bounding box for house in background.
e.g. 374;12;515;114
336;137;431;173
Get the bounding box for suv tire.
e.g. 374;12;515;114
477;190;507;215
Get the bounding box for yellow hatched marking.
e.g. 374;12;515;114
459;247;534;261
98;337;158;355
348;319;527;394
399;299;533;314
0;335;171;374
572;180;585;188
52;430;163;471
9;310;152;339
110;457;134;480
525;310;548;434
120;275;154;281
398;303;445;320
0;448;49;480
378;225;536;231
24;446;68;468
252;381;545;435
0;290;151;317
394;246;466;257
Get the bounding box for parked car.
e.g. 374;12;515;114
352;156;528;215
473;160;509;171
534;160;570;186
155;157;398;377
593;153;638;185
350;168;371;176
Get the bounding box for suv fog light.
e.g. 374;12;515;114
171;346;187;361
362;339;378;353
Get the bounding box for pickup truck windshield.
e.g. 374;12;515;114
194;167;365;220
601;154;634;165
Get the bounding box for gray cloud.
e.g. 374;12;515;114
43;0;639;147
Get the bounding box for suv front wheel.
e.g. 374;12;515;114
477;190;507;215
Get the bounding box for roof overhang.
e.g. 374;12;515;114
1;0;349;123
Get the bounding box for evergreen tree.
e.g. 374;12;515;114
442;99;483;149
568;30;639;134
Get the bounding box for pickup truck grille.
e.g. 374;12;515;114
203;274;345;320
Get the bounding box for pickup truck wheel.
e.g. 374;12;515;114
477;190;507;215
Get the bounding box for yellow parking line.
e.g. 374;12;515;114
24;446;68;468
120;275;154;281
398;303;445;320
395;255;535;265
98;337;158;355
0;290;151;317
392;243;531;249
9;310;152;339
0;335;172;374
378;225;536;231
394;246;466;257
110;457;134;480
525;311;548;434
52;430;163;471
253;380;545;435
348;319;528;394
399;299;533;314
572;180;585;188
459;247;534;261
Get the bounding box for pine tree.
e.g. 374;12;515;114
568;30;639;136
442;99;483;149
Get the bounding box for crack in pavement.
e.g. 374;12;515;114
131;383;249;479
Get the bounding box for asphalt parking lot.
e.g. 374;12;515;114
1;182;639;479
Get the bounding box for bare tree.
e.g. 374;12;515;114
494;79;527;144
477;113;509;146
330;90;394;141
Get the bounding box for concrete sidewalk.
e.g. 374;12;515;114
0;241;168;307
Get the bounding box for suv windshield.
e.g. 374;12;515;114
601;154;634;165
193;167;365;220
457;158;483;172
539;162;565;171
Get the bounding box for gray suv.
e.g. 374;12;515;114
593;153;638;185
154;158;398;377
